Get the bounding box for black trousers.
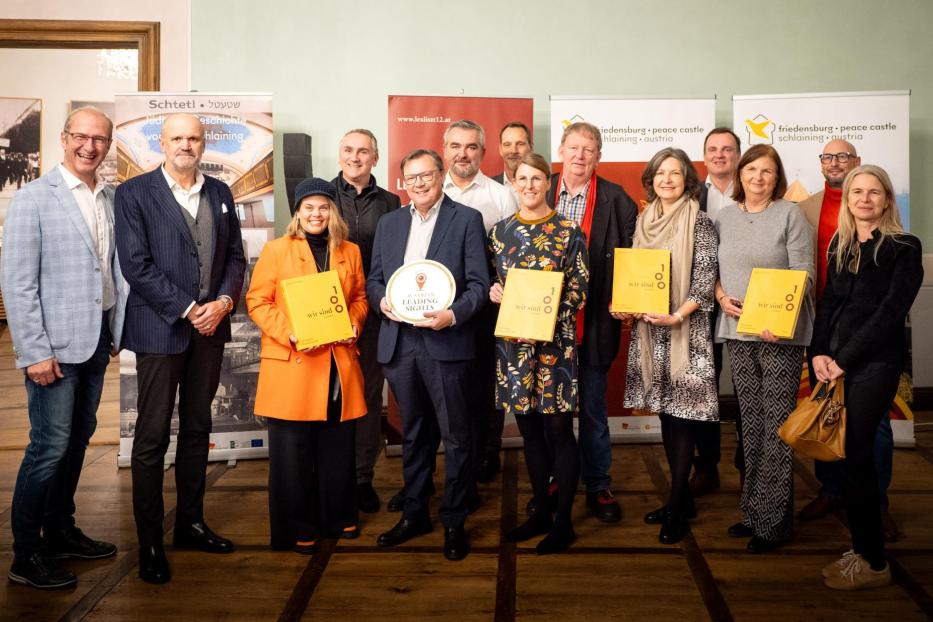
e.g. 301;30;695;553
382;326;474;528
516;412;579;529
662;413;703;518
355;313;386;485
841;366;901;567
267;415;357;548
131;330;224;546
471;303;504;460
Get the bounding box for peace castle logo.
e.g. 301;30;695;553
744;114;775;145
561;114;585;128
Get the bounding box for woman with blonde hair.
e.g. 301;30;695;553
811;165;922;589
247;178;368;554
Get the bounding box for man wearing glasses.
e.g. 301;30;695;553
798;140;898;541
2;108;127;589
366;149;489;561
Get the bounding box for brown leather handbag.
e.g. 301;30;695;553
778;379;846;461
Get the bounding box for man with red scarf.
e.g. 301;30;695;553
545;122;638;522
798;140;899;542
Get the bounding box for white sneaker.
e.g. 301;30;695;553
824;554;891;590
822;549;857;579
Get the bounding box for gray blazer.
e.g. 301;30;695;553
1;166;128;369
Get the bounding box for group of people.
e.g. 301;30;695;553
0;107;922;595
0;150;39;192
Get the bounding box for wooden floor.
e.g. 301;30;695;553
0;429;931;620
2;324;933;620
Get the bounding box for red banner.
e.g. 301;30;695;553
387;95;534;203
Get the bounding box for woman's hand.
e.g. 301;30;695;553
288;334;327;352
719;295;743;318
826;359;845;381
642;313;680;327
336;324;359;346
489;282;503;304
811;355;833;383
759;329;779;343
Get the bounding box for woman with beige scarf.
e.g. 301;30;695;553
616;148;719;545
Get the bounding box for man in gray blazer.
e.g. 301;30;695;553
1;107;127;589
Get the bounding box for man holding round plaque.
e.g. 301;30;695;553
366;149;489;561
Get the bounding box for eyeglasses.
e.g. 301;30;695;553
819;152;855;164
65;132;112;147
403;170;439;186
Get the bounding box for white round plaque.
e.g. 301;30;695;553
386;259;457;324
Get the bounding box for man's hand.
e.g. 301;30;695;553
27;357;64;386
379;297;402;322
416;309;454;331
188;301;227;336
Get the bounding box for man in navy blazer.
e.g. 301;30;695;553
114;113;245;584
366;149;488;561
2;108;127;589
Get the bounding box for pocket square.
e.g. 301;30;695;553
222;203;229;214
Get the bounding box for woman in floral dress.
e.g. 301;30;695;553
488;152;588;554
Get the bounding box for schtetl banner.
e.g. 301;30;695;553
114;92;275;467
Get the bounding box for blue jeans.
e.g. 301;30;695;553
10;321;110;557
578;364;612;492
815;414;893;509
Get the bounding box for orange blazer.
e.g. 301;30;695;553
246;236;368;422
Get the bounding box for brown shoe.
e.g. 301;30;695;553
881;510;899;543
798;494;840;521
689;469;720;498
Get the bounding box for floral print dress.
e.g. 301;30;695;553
489;211;589;415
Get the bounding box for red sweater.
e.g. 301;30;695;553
816;183;843;301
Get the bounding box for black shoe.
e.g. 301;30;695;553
173;522;235;554
476;453;501;483
138;545;170;584
9;553;76;589
746;535;787;554
46;526;117;560
357;482;381;514
586;489;622;523
535;527;576;555
387;487;406;512
659;516;689;545
526;480;559;517
505;515;553;543
443;526;470;561
292;540;319;555
377;517;433;547
338;525;360;540
728;522;755;538
644;504;697;525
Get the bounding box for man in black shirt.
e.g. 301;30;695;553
331;129;401;513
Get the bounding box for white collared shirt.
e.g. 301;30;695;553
403;196;443;264
704;177;736;223
57;164;115;310
161;165;205;219
443;169;517;233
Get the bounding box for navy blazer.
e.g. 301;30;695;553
366;194;489;364
114;168;246;354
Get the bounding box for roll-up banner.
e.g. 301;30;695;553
384;95;533;452
733;90;914;447
114;92;275;467
549;96;716;441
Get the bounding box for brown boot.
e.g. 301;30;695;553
798;494;840;521
881;510;899;543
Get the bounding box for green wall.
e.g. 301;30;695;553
192;0;933;244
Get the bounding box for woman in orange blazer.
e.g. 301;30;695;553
247;178;368;554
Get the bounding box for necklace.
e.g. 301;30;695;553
314;247;330;272
739;199;773;223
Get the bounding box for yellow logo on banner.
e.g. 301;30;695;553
744;114;775;145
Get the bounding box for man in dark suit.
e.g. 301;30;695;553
114;113;246;584
545;122;637;523
366;149;488;561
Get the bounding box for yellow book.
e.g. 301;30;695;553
280;270;354;350
495;268;565;342
610;248;670;314
736;268;809;339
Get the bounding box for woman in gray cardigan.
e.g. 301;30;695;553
715;144;814;553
